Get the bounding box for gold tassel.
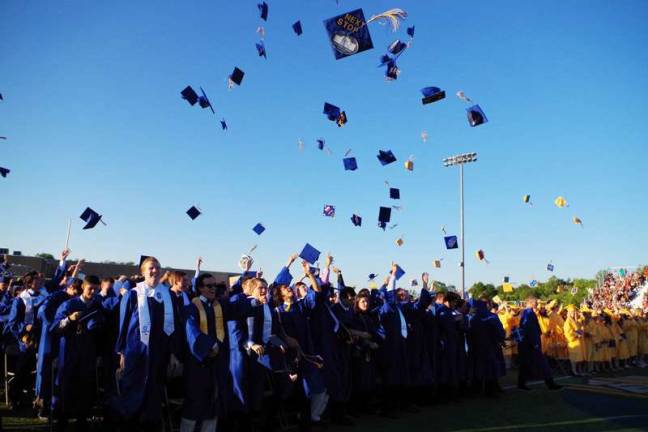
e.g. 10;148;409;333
367;8;408;31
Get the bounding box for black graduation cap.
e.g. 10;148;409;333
258;2;268;21
181;86;199;105
186;206;201;220
0;167;9;178
407;26;415;38
0;93;3;101
323;8;374;60
221;119;228;130
376;150;397;166
323;102;347;127
256;41;267;59
139;255;151;268
389;188;400;200
378;206;391;230
198;87;215;114
229;67;245;86
351;214;362;226
317;138;325;150
80;207;104;230
504;276;510;283
388;39;407;55
421;87;446;105
293;20;302;36
444;235;458;249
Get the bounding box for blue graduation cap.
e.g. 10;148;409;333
292;20;303;36
378;206;391;230
229;67;245;86
258;2;268;21
421;86;446;105
252;223;265;235
444;235;458;249
323;8;374;60
466;104;488;127
256;41;267;59
530;279;538;288
343;157;357;171
80;207;104;230
221;119;227;130
0;167;9;178
351;214;362;226
389;188;400;200
299;243;320;264
547;263;554;272
394;265;405;280
317;138;325;150
407;26;415;38
368;273;377;280
181;86;199;105
198;87;215;114
323;102;347;126
377;150;397;166
186;206;201;220
388;39;407;55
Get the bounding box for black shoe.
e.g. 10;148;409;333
517;384;532;391
547;383;563;391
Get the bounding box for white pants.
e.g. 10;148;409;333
310;392;329;422
180;417;218;432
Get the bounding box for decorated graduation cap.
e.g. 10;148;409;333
466;105;488;127
186;206;202;220
293;20;303;35
80;207;105;230
547;262;555;272
378;206;391;230
228;67;245;87
351;214;362;226
252;223;266;235
377;149;397;166
256;41;267;59
421;87;446;105
554;196;568;208
0;167;9;178
323;102;347;127
299;243;320;264
258;2;268;21
389;187;400;199
323;204;336;217
343;156;357;171
444;235;458;250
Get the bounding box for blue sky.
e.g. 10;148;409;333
1;0;647;289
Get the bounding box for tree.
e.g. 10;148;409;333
469;282;497;299
36;253;55;260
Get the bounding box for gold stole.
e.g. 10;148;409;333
192;297;225;342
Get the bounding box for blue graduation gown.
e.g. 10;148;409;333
402;290;433;386
377;288;410;387
111;289;183;423
50;297;103;417
349;310;383;393
467;301;504;383
435;303;459;387
518;308;552;380
6;291;45;352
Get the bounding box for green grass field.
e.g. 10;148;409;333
2;368;648;431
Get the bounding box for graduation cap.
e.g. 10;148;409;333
554;196;568;208
256;41;267;59
368;273;378;280
221;119;228;130
323;204;335;217
0;167;9;178
547;263;555;272
504;276;510;283
404;156;414;171
316;138;325;150
343;157;357;171
228;67;245;87
258;2;268;21
523;194;532;205
466;104;488;127
389;188;400;199
0;93;3;101
421;87;446;104
444;235;458;249
299;243;320;264
186;206;201;220
433;259;442;268
502;283;513;293
252;223;266;235
395;237;404;247
292;20;303;35
406;26;415;38
351;214;362;226
377;150;397;166
573;216;583;227
323;8;374;60
198;87;215;114
139;255;152;268
181;86;199;105
394;265;405;280
378;206;391;230
80;207;105;230
323;102;347;127
388;39;408;55
530;279;538;288
475;249;487;262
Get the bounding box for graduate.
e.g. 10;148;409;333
50;275;105;431
516;296;562;390
111;256;183;431
563;305;586;376
434;290;460;399
467;298;506;395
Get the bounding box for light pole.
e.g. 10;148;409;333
443;152;477;299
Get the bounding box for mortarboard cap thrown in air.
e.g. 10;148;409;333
80;207;104;230
466;104;488;127
229;67;245;86
323;204;335;217
186;206;201;220
523;194;532;204
547;263;555;272
378;206;391;229
256;41;267;59
293;20;303;36
323;9;374;60
503;283;513;293
181;86;199;105
323;102;347;127
376;149;397;166
0;167;10;178
554;196;568;208
368;273;378;280
387;39;408;55
221;119;228;130
421;87;446;105
530;279;538;287
406;26;415;38
394;264;405;280
395;237;404;247
351;214;362;226
476;250;486;261
504;276;510;283
343;157;357;171
252;223;265;235
433;259;442;268
258;2;268;21
317;138;325;150
389;188;400;199
299;243;321;264
198;87;215;114
444;235;458;249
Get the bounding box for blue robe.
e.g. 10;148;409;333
51;296;103;417
377;287;410;387
402;290;433;386
110;288;183;423
518;308;552;381
349;310;383;394
435;303;459;387
467;301;504;383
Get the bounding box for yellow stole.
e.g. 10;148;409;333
192;297;225;342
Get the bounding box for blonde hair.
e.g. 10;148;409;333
161;270;186;287
243;277;266;296
140;256;161;274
